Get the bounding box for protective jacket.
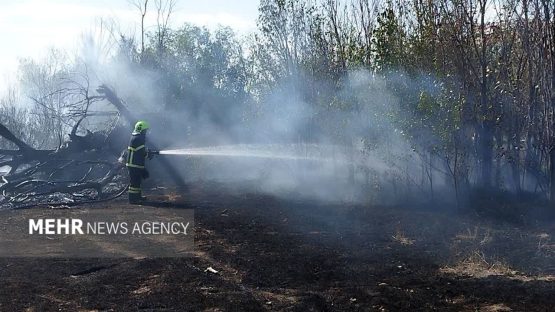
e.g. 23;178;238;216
126;132;147;169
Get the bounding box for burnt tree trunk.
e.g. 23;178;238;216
545;1;555;203
478;0;492;190
0;123;33;152
550;149;555;202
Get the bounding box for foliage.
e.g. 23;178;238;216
2;0;555;203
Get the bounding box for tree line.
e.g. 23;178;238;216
1;0;554;205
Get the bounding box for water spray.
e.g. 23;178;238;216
157;148;319;161
155;144;328;162
151;144;393;174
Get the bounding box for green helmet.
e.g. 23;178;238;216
133;120;150;133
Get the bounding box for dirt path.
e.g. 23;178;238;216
1;185;554;311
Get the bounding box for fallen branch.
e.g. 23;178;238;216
0;123;33;152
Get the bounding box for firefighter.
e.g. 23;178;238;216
124;120;152;204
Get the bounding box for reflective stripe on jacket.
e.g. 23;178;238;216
126;133;147;169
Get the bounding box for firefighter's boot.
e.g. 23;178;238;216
128;188;145;204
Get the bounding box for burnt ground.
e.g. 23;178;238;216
1;183;554;311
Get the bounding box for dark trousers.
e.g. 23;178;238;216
128;167;144;202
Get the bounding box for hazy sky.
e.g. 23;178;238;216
0;0;260;94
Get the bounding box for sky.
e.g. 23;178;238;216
0;0;260;95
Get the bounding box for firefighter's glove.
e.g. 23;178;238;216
117;150;127;164
143;169;150;179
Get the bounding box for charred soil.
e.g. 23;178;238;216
1;184;554;311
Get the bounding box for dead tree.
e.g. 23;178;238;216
0;120;126;209
0;83;189;209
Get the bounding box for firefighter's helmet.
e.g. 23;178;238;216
134;120;150;133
